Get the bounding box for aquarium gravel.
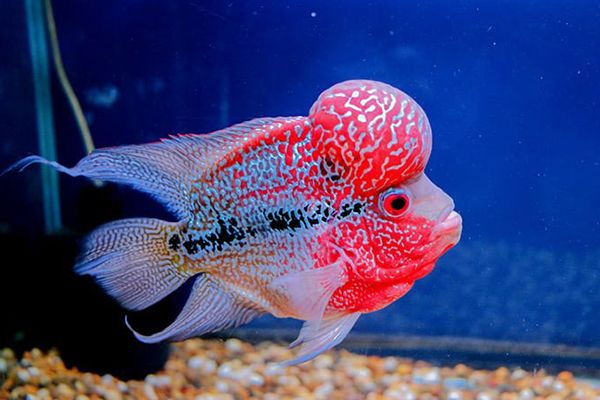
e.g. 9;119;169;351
1;338;598;400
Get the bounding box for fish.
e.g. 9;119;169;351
8;80;462;365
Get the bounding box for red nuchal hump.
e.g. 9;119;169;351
308;80;432;196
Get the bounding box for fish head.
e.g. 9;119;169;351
310;80;462;310
363;173;462;279
310;79;432;196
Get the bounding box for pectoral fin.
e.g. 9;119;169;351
284;312;361;366
269;262;348;322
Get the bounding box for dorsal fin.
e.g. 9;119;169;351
8;117;308;219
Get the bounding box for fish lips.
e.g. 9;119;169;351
402;211;461;281
431;209;463;246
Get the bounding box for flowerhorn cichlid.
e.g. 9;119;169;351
9;80;462;365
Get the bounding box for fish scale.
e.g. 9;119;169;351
7;80;462;364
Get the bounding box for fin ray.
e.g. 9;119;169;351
284;313;361;366
270;261;348;322
76;218;189;311
6;117;300;218
126;274;263;343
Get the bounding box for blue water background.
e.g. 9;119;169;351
1;1;598;347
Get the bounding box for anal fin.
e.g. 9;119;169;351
126;274;263;343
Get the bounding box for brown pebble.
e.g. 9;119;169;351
1;339;599;400
557;370;573;381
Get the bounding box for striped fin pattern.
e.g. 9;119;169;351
75;218;189;311
7;117;289;219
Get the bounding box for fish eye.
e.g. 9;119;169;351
378;188;411;218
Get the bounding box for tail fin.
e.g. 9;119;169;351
76;218;190;311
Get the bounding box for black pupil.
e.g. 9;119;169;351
390;196;407;211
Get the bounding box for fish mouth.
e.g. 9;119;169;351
435;205;454;224
431;210;462;242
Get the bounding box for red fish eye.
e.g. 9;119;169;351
379;189;411;217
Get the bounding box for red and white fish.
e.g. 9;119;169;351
11;80;462;364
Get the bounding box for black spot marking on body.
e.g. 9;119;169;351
179;200;365;255
204;218;246;251
267;209;306;231
338;202;364;218
182;235;200;255
266;201;364;233
181;217;247;255
320;158;342;182
168;234;181;251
